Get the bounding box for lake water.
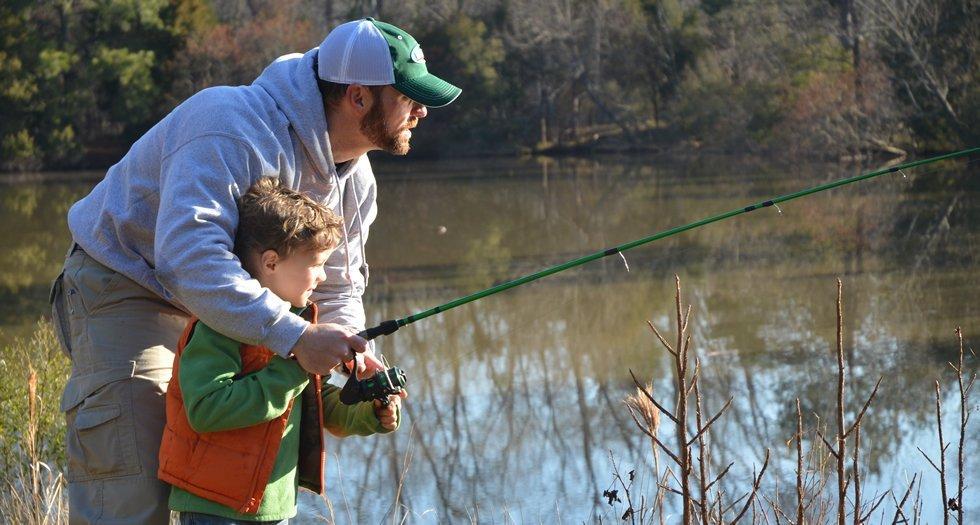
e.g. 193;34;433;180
1;153;977;523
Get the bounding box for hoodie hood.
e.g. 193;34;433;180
252;49;377;332
254;49;337;181
66;44;379;361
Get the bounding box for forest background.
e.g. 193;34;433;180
0;0;977;172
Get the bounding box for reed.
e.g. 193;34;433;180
1;290;974;523
818;279;882;525
0;320;69;524
624;276;763;524
616;278;972;524
917;326;975;525
951;327;973;525
625;382;665;524
0;368;67;524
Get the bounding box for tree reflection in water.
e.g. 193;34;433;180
1;157;976;522
306;156;977;523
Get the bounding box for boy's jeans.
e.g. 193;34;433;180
51;245;189;524
179;511;288;525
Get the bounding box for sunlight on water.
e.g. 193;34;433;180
2;154;978;522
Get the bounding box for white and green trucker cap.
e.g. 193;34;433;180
317;18;461;108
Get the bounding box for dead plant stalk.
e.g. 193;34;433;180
627;276;740;524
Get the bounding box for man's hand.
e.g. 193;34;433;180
374;389;408;431
292;323;382;375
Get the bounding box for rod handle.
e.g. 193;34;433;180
356;320;400;341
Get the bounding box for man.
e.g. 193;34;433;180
49;18;459;524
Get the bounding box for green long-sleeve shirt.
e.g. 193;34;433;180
168;315;396;521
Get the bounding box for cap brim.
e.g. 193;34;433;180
394;74;461;108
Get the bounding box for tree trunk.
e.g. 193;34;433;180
572;95;580;139
539;82;548;144
590;0;603;87
839;0;862;105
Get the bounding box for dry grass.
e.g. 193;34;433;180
1;288;974;524
0;320;70;523
623;276;763;524
614;278;974;524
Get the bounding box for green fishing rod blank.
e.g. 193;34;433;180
357;147;979;341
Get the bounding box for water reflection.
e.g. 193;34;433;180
0;182;93;342
318;155;978;523
1;155;977;522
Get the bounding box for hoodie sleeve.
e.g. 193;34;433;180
154;134;309;357
314;157;378;331
321;382;395;437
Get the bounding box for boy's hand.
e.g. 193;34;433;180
374;389;408;431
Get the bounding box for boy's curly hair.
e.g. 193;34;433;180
234;178;343;270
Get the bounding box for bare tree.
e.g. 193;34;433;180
859;0;977;142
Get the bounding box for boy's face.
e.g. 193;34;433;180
256;247;331;308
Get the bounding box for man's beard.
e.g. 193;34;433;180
361;100;413;155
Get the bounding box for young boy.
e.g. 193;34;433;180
158;178;402;524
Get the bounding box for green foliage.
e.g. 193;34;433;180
92;47;159;123
46;125;81;165
444;16;505;91
2;75;37;103
1;0;976;169
94;0;169;32
407;14;510;151
783;35;852;88
170;0;217;37
0;0;181;170
38;49;77;80
1;130;39;168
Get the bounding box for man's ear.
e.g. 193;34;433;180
348;84;373;112
260;249;280;274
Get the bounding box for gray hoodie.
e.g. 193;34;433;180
67;49;376;357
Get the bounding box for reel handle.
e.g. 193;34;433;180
355;320;400;341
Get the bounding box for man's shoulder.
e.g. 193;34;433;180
160;85;293;163
170;85;288;141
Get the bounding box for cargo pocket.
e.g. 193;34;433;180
48;271;72;357
62;362;141;482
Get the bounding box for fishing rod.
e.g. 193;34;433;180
357;147;978;342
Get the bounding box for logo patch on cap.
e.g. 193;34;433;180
410;44;426;63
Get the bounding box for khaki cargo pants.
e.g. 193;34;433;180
50;246;188;524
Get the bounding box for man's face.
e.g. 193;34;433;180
360;86;428;155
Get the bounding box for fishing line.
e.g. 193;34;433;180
618;252;631;272
358;148;979;342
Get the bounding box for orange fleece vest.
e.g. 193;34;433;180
158;306;325;515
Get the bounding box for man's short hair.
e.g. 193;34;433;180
318;79;385;109
234;178;343;270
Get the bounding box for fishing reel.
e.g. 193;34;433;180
339;361;407;406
